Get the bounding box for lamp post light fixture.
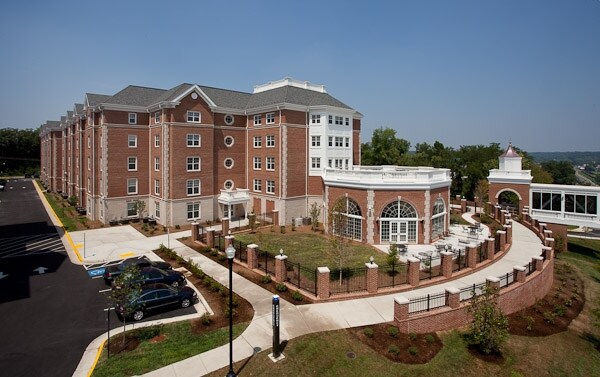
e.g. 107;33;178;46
225;244;237;377
279;248;284;257
369;255;374;265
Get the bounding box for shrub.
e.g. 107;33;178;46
217;254;227;262
408;346;419;356
466;285;508;355
261;275;272;284
280;225;286;234
210;281;221;292
210;249;219;257
388;345;400;355
201;246;212;253
275;283;288;292
564;299;573;307
524;316;534;331
363;327;374;338
408;332;417;341
424;334;435;343
554;304;567;317
543;311;556;324
224;307;238;318
134;324;163;340
291;290;303;301
387;326;399;338
201;313;212;326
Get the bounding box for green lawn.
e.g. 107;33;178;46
44;192;79;231
92;321;248;377
234;230;390;269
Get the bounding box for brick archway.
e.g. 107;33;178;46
488;183;530;214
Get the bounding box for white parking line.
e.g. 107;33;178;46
98;288;111;293
92;276;103;279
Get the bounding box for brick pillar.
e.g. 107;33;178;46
460;198;467;213
533;255;544;271
494;205;501;220
467;245;477;268
497;230;506;251
407;257;421;287
486;237;496;260
272;210;279;226
545;237;555;249
317;267;330;300
440;251;454;278
191;222;199;242
543;229;553;243
514;265;527;283
393;296;410;329
504;224;512;244
539;222;547;235
486;276;500;290
541;246;553;260
446;287;460;309
365;262;378;294
206;228;215;248
275;254;288;283
222;217;230;236
247;244;258;269
225;235;234;249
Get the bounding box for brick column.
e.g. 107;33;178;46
539;222;547;235
272;210;279;226
206;228;215;248
191;222;199;242
222;217;230;236
541;246;553;260
514;265;527;283
543;229;553;243
365;262;379;294
317;267;330;299
533;255;544;272
467;245;477;268
393;296;410;327
497;230;506;251
494;205;501;220
247;244;258;269
460;198;467;213
486;276;500;290
504;224;512;244
486;237;496;260
407;257;421;287
445;287;460;309
440;251;454;278
225;235;234;248
545;237;555;249
275;254;288;283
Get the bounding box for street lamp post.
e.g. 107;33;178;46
225;244;237;377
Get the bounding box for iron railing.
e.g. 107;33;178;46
378;263;408;288
285;262;317;295
329;267;368;295
409;292;447;314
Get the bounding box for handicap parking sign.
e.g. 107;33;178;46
87;268;105;277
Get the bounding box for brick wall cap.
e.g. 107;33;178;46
207;227;216;232
504;225;512;229
225;235;234;240
486;276;500;283
543;229;553;234
222;217;230;221
486;237;496;242
545;238;554;242
445;287;460;294
394;296;410;305
365;262;378;269
272;209;279;213
407;257;421;263
539;222;547;226
318;266;330;273
532;256;544;261
440;251;454;256
461;198;467;202
247;244;258;249
541;246;553;250
496;230;507;234
275;255;288;261
514;265;526;272
191;221;199;225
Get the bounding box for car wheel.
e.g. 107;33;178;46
133;310;144;321
181;298;191;308
171;281;179;288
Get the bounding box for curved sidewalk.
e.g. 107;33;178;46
139;218;543;377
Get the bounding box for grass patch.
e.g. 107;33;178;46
44;192;79;231
92;321;248;377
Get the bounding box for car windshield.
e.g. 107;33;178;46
118;257;147;271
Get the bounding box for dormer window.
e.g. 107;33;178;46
128;113;137;124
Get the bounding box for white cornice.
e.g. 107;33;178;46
98;104;148;112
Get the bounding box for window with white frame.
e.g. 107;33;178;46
253;136;262;147
127;201;137;216
345;137;350;147
253;179;262;192
155;112;161;123
128;113;137;125
154;135;160;147
335;159;343;169
128;135;137;147
127;178;138;194
187;111;200;123
224;114;234;125
311;157;321;168
187;179;200;196
311;136;321;146
87;156;90;171
224;136;234;147
154;157;160;171
328;136;333;147
253;156;262;170
154;201;160;218
266;180;275;194
266;156;275;170
328;115;333;124
345;117;350;126
335;116;343;125
266;112;275;124
224;158;234;169
154;179;160;195
187;134;200;147
310;114;321;124
87;136;90;148
254;114;262;125
266;135;275;147
335;137;344;147
328;159;333;168
187;202;200;220
186;157;200;171
345;159;349;169
224;180;234;190
127;156;137;171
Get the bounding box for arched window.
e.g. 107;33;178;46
431;198;446;239
331;197;362;241
380;200;418;244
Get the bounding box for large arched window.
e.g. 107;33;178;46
331;197;362;241
431;197;446;239
380;200;418;244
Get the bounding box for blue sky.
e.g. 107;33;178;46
1;0;598;152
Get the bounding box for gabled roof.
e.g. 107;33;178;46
109;85;168;107
245;85;352;110
86;93;112;107
74;103;84;116
198;85;251;110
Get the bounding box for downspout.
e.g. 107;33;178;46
305;107;309;217
91;112;96;221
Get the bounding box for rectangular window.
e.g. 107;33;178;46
266;180;275;194
254;114;262;125
266;112;275;124
87;136;90;148
253;157;262;170
266;157;275;171
127;178;138;194
154;157;160;171
128;135;137;148
328;159;333;168
345;159;349;169
187;134;200;147
154;112;161;123
187;202;200;220
127;202;137;216
154;135;160;147
311;157;321;169
186;157;200;171
253;136;262;148
154;201;160;219
335;116;343;125
154;179;160;195
253;179;262;192
311;114;321;124
328;115;333;124
345;117;350;126
128;113;137;125
187;111;200;123
266;135;275;147
335;137;344;147
187;179;200;196
328;136;333;147
127;156;137;171
87;156;90;171
311;136;321;146
345;137;350;147
335;159;343;169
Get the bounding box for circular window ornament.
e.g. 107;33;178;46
224;180;234;190
191;92;198;100
224;158;234;169
224;136;234;147
224;114;234;125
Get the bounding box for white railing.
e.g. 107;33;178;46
488;169;532;179
324;166;451;184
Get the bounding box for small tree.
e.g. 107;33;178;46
248;213;257;234
309;202;322;231
386;244;399;267
327;198;352;285
68;195;79;207
108;265;143;346
133;199;146;219
466;285;509;355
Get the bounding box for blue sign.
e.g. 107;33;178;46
87;268;105;277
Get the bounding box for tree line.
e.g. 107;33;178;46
0;127;41;176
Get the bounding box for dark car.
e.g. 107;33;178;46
103;255;172;284
116;283;197;321
112;266;186;288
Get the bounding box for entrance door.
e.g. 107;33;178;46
390;221;408;243
223;204;230;219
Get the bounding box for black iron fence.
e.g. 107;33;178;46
409;292;447;314
498;272;515;288
459;282;487;301
378;263;408;288
477;244;486;263
329;267;368;295
257;250;277;276
525;262;533;276
285;262;317;295
494;237;501;254
419;255;442;280
451;249;467;272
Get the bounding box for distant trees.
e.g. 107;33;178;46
361;127;410;166
0;127;41;176
541;160;577;185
